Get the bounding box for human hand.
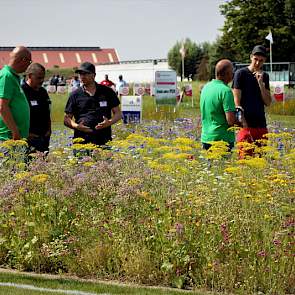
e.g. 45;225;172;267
254;71;264;86
76;120;93;133
95;116;111;130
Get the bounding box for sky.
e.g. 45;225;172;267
0;0;225;61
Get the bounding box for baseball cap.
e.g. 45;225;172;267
75;62;96;74
251;45;267;57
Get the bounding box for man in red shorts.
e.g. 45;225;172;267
232;45;272;157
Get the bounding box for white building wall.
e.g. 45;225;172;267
95;61;171;84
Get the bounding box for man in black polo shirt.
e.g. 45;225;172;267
64;62;122;146
22;63;51;152
232;45;272;157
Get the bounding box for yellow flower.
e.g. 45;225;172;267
83;161;95;167
236;141;256;151
264;132;292;140
17;162;26;170
52;150;63;156
154;146;175;153
238;158;267;169
127;177;142;186
72;137;85;143
15;171;30;180
0;139;28;149
174;145;193;152
147;160;172;172
227;125;242;132
224;166;240;174
72;143;98;150
173;137;196;146
162;152;192;160
31;173;49;184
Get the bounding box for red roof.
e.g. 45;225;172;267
0;47;119;69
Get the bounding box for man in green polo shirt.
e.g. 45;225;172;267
200;59;237;150
0;46;31;141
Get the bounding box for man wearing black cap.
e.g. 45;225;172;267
232;45;272;157
64;62;122;146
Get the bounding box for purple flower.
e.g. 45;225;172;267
257;250;267;257
175;222;184;235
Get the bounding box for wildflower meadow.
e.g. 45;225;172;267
0;92;294;295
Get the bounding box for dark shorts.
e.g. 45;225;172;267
28;135;50;152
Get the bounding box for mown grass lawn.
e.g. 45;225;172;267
0;270;223;295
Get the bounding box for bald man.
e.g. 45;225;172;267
200;59;237;150
0;46;31;141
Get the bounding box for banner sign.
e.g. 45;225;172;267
184;84;192;96
145;83;151;96
155;71;177;105
133;83;145;96
273;83;284;102
121;96;142;124
119;86;129;96
176;87;181;102
47;85;56;93
57;86;66;94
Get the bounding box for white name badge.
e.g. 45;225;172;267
30;100;38;106
99;101;107;107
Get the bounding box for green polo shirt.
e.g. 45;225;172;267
200;79;235;144
0;65;30;140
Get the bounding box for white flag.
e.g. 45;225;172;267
265;30;273;44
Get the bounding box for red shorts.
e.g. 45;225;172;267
237;127;268;158
237;127;268;143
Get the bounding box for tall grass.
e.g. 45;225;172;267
0;122;294;294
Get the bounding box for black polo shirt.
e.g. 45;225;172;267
65;83;120;145
22;82;51;136
232;67;270;128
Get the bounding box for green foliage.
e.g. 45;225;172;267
45;68;75;80
268;99;295;115
168;39;204;80
219;0;295;62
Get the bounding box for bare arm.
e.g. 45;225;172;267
256;72;272;106
110;106;122;125
95;106;122;130
0;98;21;139
232;88;242;107
45;117;52;138
225;112;237;126
64;113;93;133
232;89;249;127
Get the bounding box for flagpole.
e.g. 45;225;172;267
269;41;272;73
179;41;185;82
182;54;184;81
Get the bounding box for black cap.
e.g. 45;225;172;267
75;62;96;74
251;45;267;57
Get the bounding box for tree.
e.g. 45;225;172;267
219;0;295;62
196;42;212;81
168;38;203;80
